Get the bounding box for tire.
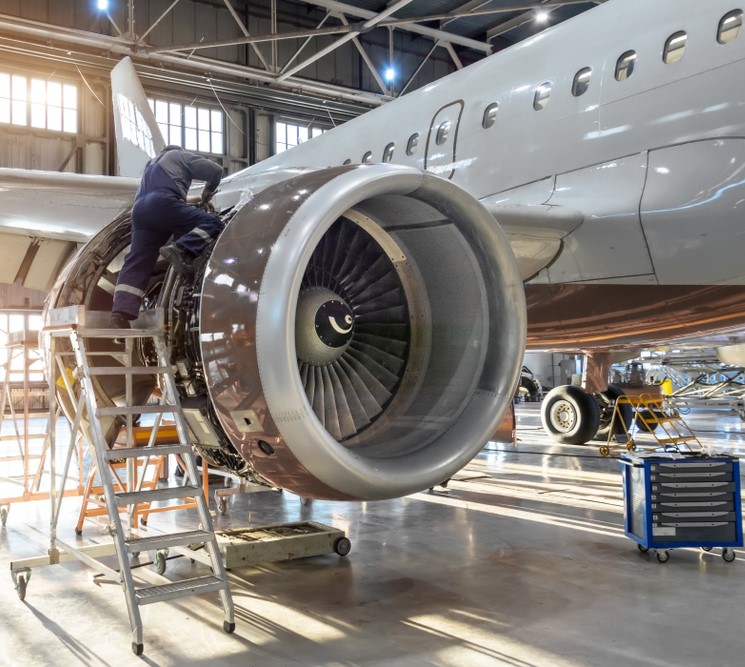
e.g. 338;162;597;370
635;409;661;432
595;384;632;441
541;385;600;445
519;376;542;402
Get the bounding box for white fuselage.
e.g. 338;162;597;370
215;0;745;349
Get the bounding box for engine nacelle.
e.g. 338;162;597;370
45;164;526;500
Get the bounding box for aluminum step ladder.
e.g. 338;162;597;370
56;307;235;655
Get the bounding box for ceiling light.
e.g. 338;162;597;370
384;67;396;82
97;0;110;11
536;10;549;23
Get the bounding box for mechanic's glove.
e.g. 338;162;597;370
201;188;216;205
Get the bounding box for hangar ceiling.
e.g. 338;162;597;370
0;0;604;114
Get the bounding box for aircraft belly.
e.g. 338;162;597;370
525;283;745;350
641;139;745;286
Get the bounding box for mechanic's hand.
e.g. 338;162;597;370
201;188;215;205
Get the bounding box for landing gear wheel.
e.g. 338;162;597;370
155;550;167;575
15;574;27;601
334;536;352;556
656;550;670;563
722;548;736;562
637;544;649;553
635;409;661;432
595;384;632;441
700;546;713;552
223;621;236;633
599;445;610;457
541;385;600;445
132;642;144;656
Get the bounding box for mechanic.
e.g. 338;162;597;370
110;144;223;328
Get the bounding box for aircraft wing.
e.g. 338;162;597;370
0;168;138;290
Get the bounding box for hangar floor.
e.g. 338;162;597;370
1;405;744;667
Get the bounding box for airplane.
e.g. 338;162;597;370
1;0;744;500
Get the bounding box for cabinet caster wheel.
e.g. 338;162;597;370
223;620;235;634
141;519;147;526
74;527;82;535
218;498;227;515
599;445;610;457
1;507;8;526
132;642;143;656
15;574;27;601
637;544;649;553
334;536;351;557
155;550;167;575
656;550;670;563
700;546;712;552
722;548;736;563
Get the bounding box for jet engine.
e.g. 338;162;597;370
45;164;526;500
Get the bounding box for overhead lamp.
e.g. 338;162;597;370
536;10;549;23
384;67;396;83
97;0;110;11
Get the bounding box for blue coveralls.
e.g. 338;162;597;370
112;148;223;319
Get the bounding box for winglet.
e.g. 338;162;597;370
110;57;165;178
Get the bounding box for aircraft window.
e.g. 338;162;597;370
362;151;373;163
435;121;451;145
663;31;687;64
482;103;499;129
343;159;352;165
533;82;552;111
571;68;592;97
718;10;743;44
406;132;419;155
615;50;637;81
383;142;395;162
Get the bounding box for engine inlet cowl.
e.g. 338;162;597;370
200;164;526;500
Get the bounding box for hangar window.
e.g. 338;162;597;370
274;119;325;154
663;31;687;64
571;68;592;97
718;10;743;44
435;120;451;145
615;50;637;81
533;82;552;111
149;98;225;154
382;142;395;162
482;103;499;129
406;132;419;155
362;151;373;163
0;73;77;133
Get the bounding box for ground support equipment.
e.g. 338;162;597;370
601;393;701;457
0;330;84;525
621;452;742;563
9;307;235;655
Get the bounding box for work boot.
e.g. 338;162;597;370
160;243;194;275
110;311;131;344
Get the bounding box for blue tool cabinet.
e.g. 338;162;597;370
621;453;743;563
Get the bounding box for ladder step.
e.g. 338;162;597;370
97;406;177;417
115;485;201;505
87;366;170;377
656;436;694;444
124;529;213;553
81;328;162;339
106;444;192;461
135;575;225;605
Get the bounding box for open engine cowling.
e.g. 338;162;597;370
45;164;526;500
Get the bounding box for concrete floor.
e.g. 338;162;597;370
1;405;744;666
